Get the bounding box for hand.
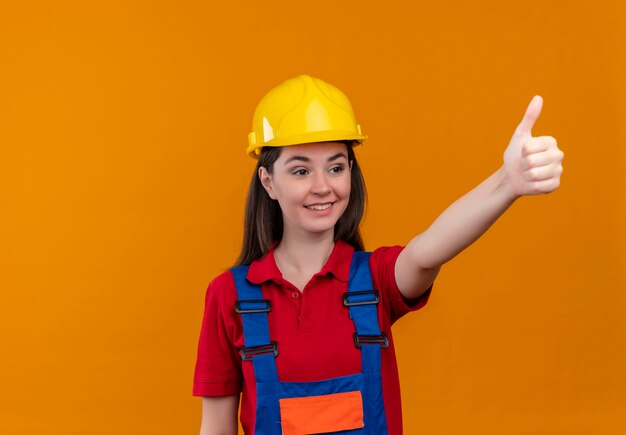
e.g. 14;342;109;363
502;96;564;198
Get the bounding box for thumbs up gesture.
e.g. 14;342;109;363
502;96;564;198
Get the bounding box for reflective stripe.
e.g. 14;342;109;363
279;391;364;434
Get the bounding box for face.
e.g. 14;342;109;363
259;141;352;239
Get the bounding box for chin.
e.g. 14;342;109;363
300;220;336;234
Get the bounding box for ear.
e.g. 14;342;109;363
349;160;353;171
258;166;277;200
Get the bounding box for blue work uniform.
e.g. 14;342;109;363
231;251;389;434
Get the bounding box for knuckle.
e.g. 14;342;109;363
524;156;534;169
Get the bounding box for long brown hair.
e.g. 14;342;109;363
234;141;367;266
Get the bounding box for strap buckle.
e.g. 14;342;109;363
353;333;389;349
240;341;278;361
235;299;272;314
343;290;380;307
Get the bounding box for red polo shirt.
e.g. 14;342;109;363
193;240;432;434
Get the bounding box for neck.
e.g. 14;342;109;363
274;229;335;276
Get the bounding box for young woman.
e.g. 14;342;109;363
193;75;564;435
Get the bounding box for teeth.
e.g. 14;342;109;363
306;203;331;211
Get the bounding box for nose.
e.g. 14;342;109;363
310;171;331;196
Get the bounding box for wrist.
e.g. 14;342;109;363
496;166;522;204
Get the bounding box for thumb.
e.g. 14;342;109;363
516;95;543;136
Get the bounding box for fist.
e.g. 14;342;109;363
503;96;564;198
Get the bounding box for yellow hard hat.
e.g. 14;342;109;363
247;74;368;158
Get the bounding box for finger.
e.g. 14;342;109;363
534;135;558;148
523;147;564;169
525;163;563;182
516;95;543;136
528;177;561;195
521;136;551;157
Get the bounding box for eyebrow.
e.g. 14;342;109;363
284;152;348;165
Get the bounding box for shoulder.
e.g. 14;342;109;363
203;269;239;311
338;242;404;284
369;245;404;270
207;269;237;293
367;245;432;321
334;241;403;265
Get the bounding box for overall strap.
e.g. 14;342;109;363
346;251;388;374
231;265;278;383
346;250;389;434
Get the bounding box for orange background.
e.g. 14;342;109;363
1;1;625;434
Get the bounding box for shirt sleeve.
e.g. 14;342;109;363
369;245;433;324
192;272;243;397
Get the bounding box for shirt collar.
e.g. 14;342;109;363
247;240;354;284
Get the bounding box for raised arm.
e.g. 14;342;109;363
395;96;564;300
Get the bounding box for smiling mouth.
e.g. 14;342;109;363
304;202;334;211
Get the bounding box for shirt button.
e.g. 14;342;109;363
291;292;300;299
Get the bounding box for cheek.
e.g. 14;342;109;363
339;177;352;199
274;183;305;208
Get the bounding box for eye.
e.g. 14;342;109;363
329;165;345;174
292;168;309;176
